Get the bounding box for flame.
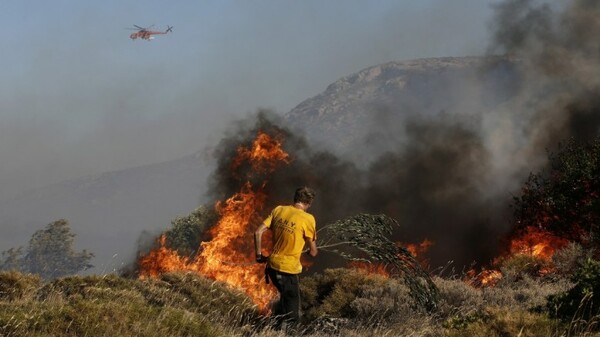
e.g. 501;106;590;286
404;239;433;257
231;132;289;174
400;239;433;269
467;269;502;287
138;235;191;278
344;240;434;278
138;131;290;311
508;226;569;261
348;261;390;277
466;226;571;287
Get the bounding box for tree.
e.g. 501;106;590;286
547;258;600;323
0;219;94;280
512;137;600;250
0;247;23;271
164;206;217;258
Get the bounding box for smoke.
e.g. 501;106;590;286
203;110;499;268
204;0;600;269
488;0;600;150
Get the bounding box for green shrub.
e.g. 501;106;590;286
547;258;600;324
511;137;600;252
164;206;217;258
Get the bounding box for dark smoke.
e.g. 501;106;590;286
361;117;503;267
205;111;505;269
204;0;599;270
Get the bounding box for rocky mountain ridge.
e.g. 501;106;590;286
286;56;518;155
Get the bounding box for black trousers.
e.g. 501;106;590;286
266;267;301;324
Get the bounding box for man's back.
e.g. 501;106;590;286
264;205;316;274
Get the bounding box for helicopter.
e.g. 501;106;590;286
128;25;173;40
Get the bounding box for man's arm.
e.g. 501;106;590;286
254;224;269;259
305;237;318;257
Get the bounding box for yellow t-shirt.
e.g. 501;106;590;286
263;205;316;274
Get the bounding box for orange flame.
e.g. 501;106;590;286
401;239;433;269
348;261;390;277
466;269;502;287
508;226;569;261
138;235;192;278
404;239;433;257
466;226;570;287
231;132;289;174
138;131;290;311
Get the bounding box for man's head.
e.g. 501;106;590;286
294;186;316;206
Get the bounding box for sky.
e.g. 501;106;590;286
0;0;499;202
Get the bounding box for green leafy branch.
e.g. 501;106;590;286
317;213;439;311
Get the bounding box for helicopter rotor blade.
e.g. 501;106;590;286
133;25;144;30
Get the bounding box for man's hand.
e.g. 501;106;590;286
305;237;318;257
254;224;268;263
256;254;268;263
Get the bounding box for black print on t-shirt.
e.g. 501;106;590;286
273;217;296;234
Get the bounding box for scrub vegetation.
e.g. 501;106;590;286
0;260;599;337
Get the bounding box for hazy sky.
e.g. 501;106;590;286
0;0;498;201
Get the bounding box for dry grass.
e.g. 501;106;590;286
0;268;599;337
482;274;573;310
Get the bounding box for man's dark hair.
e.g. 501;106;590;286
294;187;316;205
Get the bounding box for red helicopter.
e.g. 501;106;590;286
128;25;173;40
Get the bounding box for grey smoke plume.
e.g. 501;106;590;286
205;0;599;269
487;0;600;161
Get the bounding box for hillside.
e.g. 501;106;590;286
285;56;519;159
0;151;211;273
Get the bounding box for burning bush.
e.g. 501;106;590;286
137;128;289;311
316;213;439;311
497;254;549;280
511;137;600;253
468;137;600;288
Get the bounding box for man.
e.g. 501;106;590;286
254;186;318;328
